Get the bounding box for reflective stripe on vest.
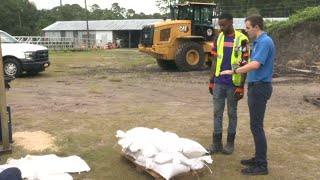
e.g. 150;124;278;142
215;30;248;86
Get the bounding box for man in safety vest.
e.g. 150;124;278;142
207;12;249;155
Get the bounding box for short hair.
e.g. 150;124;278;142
218;13;233;21
245;15;264;30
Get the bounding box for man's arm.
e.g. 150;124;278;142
210;35;219;80
239;56;249;87
210;55;217;80
220;61;261;75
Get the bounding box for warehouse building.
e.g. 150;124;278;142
42;19;163;48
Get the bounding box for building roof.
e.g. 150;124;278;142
213;17;288;30
42;19;164;31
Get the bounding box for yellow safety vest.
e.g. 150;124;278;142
215;30;249;86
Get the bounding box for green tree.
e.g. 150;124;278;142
126;9;136;19
155;0;214;14
0;0;38;35
110;3;126;19
152;13;163;19
246;7;261;16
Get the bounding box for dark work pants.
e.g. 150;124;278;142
247;82;272;167
0;167;22;180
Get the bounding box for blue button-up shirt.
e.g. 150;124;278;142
247;32;275;82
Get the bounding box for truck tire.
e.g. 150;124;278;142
156;59;177;70
175;42;204;71
4;59;22;77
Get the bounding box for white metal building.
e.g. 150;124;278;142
42;19;163;48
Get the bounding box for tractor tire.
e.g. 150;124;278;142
175;42;205;71
156;59;177;70
4;58;22;77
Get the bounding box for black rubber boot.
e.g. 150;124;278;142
241;157;256;166
207;133;223;154
241;165;268;175
222;133;236;155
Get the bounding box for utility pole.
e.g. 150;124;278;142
0;33;12;154
18;10;22;29
16;1;22;29
85;0;90;49
60;0;62;6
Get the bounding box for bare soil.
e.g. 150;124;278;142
2;50;320;179
270;22;320;75
13;131;57;151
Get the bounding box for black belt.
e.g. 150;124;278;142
248;82;271;85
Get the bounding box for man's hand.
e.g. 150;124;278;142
239;59;248;67
234;87;244;101
209;78;214;95
220;70;233;75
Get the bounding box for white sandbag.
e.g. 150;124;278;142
200;155;213;164
117;127;156;154
4;154;90;180
123;127;153;138
36;172;73;180
152;128;163;135
134;155;153;168
141;144;159;158
178;155;204;170
179;154;213;170
152;131;181;153
122;148;141;160
163;132;182;152
118;138;133;149
116;130;126;138
153;152;174;164
150;162;190;180
179;138;208;158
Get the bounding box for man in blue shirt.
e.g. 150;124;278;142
221;15;275;175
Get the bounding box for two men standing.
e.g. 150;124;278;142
209;13;275;175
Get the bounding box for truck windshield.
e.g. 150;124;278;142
0;31;19;43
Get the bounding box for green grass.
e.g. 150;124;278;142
88;85;104;94
267;6;320;32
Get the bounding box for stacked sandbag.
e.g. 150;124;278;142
116;127;212;180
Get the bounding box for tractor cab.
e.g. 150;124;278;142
172;2;218;41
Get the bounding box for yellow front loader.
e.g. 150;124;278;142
139;2;218;71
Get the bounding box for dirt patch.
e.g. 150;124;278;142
270;22;320;75
13;131;58;151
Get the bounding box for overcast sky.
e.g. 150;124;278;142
29;0;160;14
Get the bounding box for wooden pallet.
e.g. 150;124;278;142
303;95;320;107
121;153;204;180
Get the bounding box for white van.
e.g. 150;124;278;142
0;30;50;77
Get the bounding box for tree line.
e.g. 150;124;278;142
0;0;318;36
156;0;319;17
0;1;163;36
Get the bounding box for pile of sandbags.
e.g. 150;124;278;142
116;127;212;180
0;154;90;180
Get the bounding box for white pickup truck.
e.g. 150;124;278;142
0;30;50;77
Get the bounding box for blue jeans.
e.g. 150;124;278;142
248;82;272;166
213;83;238;134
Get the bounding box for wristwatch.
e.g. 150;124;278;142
233;67;239;74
